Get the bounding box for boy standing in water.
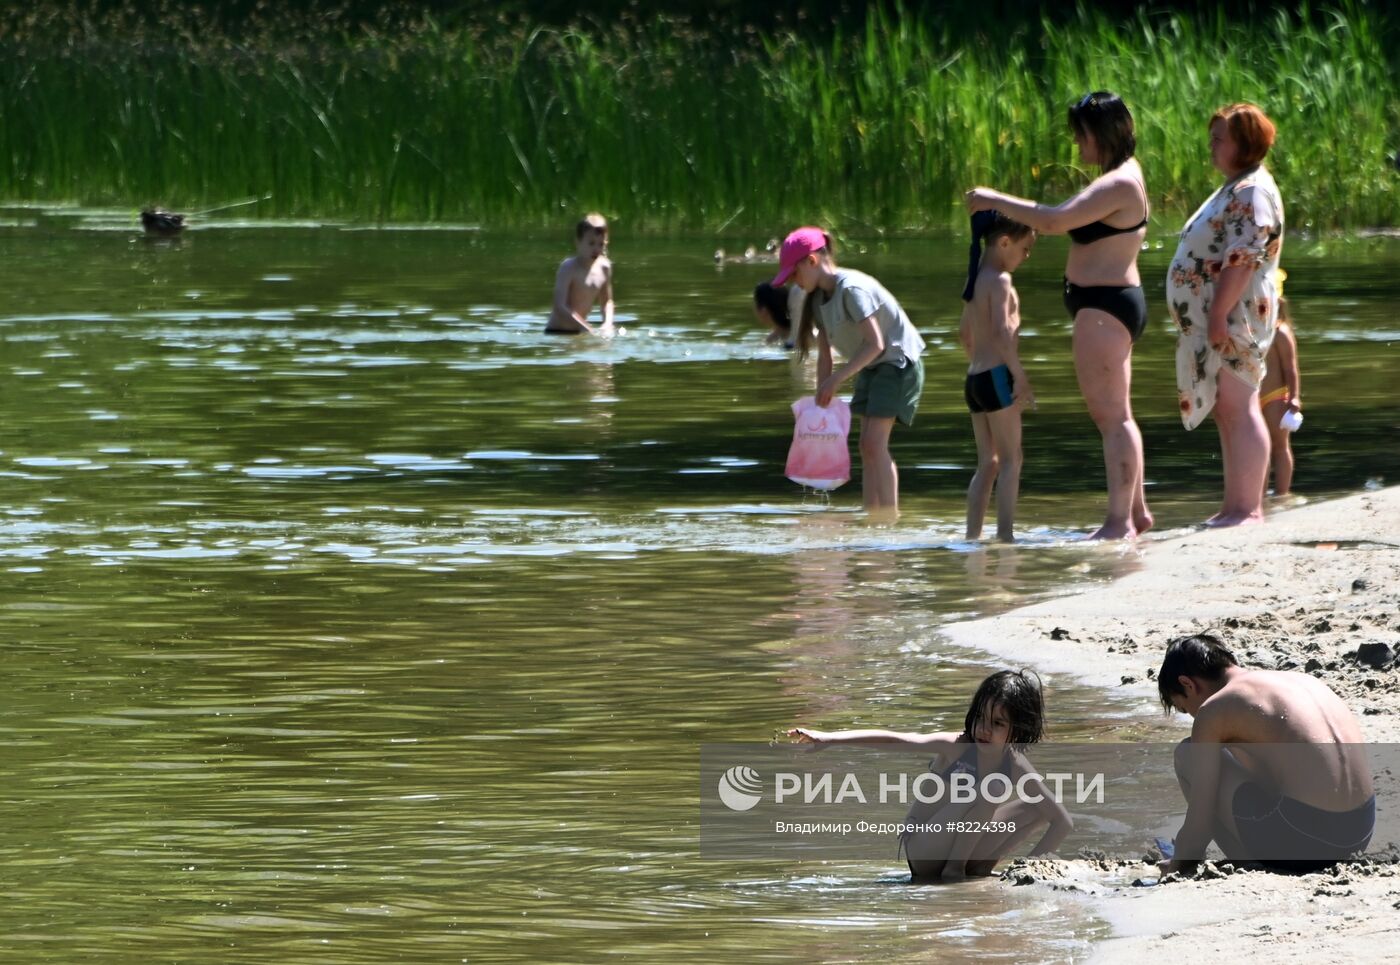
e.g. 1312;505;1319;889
960;211;1036;542
546;213;615;336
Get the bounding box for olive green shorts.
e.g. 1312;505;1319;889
851;356;924;427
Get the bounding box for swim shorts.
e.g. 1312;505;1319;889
851;357;924;427
965;364;1016;414
1232;783;1375;873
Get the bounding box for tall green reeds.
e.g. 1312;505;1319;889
0;3;1395;230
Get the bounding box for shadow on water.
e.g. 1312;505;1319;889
0;215;1395;960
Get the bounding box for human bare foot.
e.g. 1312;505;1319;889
1088;519;1137;540
863;506;900;525
1133;506;1155;535
1204;510;1264;528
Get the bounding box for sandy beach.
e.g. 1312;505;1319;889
943;486;1400;962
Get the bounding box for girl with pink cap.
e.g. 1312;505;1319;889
773;227;926;518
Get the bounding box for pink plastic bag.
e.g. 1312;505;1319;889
785;396;851;491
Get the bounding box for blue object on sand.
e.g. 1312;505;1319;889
1153;836;1175;859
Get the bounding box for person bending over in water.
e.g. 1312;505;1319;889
1157;634;1374;875
776;226;926;519
790;670;1072;881
960;211;1037;542
753;280;807;348
546;213;615;336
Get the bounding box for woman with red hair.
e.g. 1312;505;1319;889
1168;103;1284;526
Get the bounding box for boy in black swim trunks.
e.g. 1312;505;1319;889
959;212;1036;542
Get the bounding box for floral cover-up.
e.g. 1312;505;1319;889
1167;166;1284;429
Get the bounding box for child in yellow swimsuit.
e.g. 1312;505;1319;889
1258;271;1301;495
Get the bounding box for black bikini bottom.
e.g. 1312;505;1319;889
1063;278;1148;343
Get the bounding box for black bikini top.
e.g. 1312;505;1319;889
1068;177;1149;245
1067;216;1147;245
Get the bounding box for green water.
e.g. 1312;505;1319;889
1;208;1397;961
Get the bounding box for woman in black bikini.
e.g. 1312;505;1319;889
966;91;1152;540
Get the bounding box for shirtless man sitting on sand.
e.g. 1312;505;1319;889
1157;633;1375;874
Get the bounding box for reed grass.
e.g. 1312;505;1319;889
0;3;1395;230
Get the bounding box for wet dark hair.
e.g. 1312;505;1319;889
753;281;790;330
963;210;1035;302
1068;91;1136;171
962;669;1045;746
1157;633;1238;711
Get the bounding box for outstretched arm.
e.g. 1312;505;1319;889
965;177;1130;236
788;727;962;748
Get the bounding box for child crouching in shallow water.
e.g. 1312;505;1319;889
546;213;615;336
960;211;1037;542
789;670;1071;881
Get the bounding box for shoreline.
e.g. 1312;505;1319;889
944;486;1400;741
940;485;1400;961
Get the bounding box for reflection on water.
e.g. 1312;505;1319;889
0;211;1396;960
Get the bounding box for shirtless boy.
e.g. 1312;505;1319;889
959;211;1037;541
1158;633;1374;874
546;213;615;336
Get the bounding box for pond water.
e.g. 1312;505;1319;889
0;207;1396;961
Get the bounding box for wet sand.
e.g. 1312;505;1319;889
941;486;1400;961
1000;856;1400;963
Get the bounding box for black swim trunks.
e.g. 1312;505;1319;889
1063;278;1148;343
1232;783;1376;873
964;364;1016;414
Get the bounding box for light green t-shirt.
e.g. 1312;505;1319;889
814;269;925;369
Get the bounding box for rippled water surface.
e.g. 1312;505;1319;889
1;209;1397;961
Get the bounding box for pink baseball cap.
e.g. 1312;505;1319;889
771;226;828;286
